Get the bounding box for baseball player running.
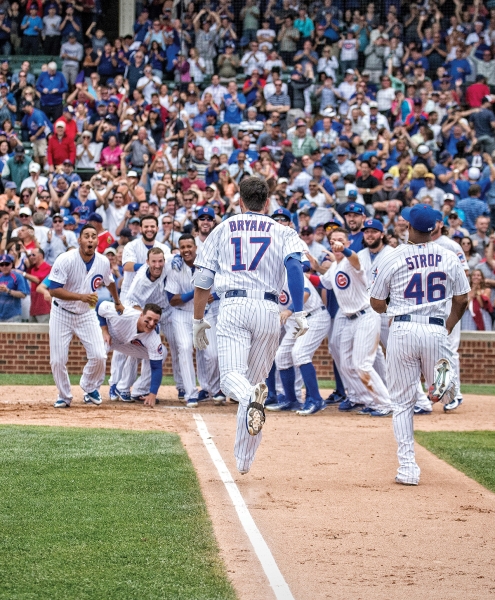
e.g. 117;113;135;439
48;224;124;408
431;212;469;412
111;215;170;401
370;204;470;486
99;302;164;407
358;218;433;414
320;227;392;416
193;177;307;475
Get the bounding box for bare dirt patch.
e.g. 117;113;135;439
1;387;495;600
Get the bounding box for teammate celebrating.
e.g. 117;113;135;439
48;224;123;408
370;205;470;486
98;302;164;408
320;227;392;416
192;177;307;475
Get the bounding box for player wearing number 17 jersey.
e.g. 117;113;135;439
192;178;307;475
370;205;470;486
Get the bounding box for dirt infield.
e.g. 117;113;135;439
1;387;495;600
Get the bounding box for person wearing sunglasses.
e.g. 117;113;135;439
0;253;29;322
44;213;78;265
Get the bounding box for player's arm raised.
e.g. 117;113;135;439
330;238;361;270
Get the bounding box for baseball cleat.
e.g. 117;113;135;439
395;476;418;486
83;390;103;405
338;399;363;411
357;407;374;415
266;397;300;411
246;383;268;436
296;397;325;415
369;408;393;417
264;394;278;406
326;391;346;405
443;396;462;412
212;391;226;406
186;397;199;408
197;389;210;402
414;406;432;415
53;398;71;408
109;384;118;401
428;358;457;404
115;388;133;402
178;389;186;400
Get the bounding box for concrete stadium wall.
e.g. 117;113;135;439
0;324;493;384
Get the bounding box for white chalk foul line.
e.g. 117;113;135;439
193;414;295;600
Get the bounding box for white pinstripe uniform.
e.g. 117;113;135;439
434;235;469;400
98;302;164;361
112;238;170;393
121;258;183;396
49;251;114;402
321;255;391;410
272;238;311;400
196;213;305;473
359;245;432;411
165;260;219;401
276;275;330;372
370;242;470;484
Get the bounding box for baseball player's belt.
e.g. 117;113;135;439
394;314;445;327
53;300;78;315
224;290;279;304
346;308;368;320
306;306;326;318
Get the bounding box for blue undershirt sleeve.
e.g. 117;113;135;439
180;291;194;303
149;359;163;394
285;256;304;313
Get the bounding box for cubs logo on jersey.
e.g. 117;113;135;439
131;339;144;348
335;271;350;290
157;343;163;354
91;275;103;291
279;290;289;305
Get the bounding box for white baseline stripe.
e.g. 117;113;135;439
193;414;295;600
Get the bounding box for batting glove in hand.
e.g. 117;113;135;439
193;318;211;350
171;254;183;271
293;311;309;338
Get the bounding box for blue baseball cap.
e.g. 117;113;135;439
271;207;292;221
0;253;14;264
63;215;76;225
401;204;437;233
432;209;444;222
128;202;139;213
344;202;364;215
362;218;383;232
206;109;217;118
347;189;358;199
196;206;215;219
87;212;103;223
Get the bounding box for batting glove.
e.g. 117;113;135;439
171;254;183;271
193;318;211;350
293;311;309;339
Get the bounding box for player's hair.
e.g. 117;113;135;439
143;303;162;316
329;227;349;240
179;233;195;244
79;224;97;236
140;215;158;226
239;177;269;212
147;247;164;258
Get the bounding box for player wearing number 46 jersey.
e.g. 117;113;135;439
192;177;307;475
370;205;470;486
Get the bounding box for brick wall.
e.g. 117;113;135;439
0;325;494;384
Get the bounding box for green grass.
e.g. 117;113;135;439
0;426;237;600
415;431;495;494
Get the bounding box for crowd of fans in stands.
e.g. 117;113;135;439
0;0;494;328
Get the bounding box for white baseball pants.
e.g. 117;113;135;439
216;297;280;473
50;305;107;401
